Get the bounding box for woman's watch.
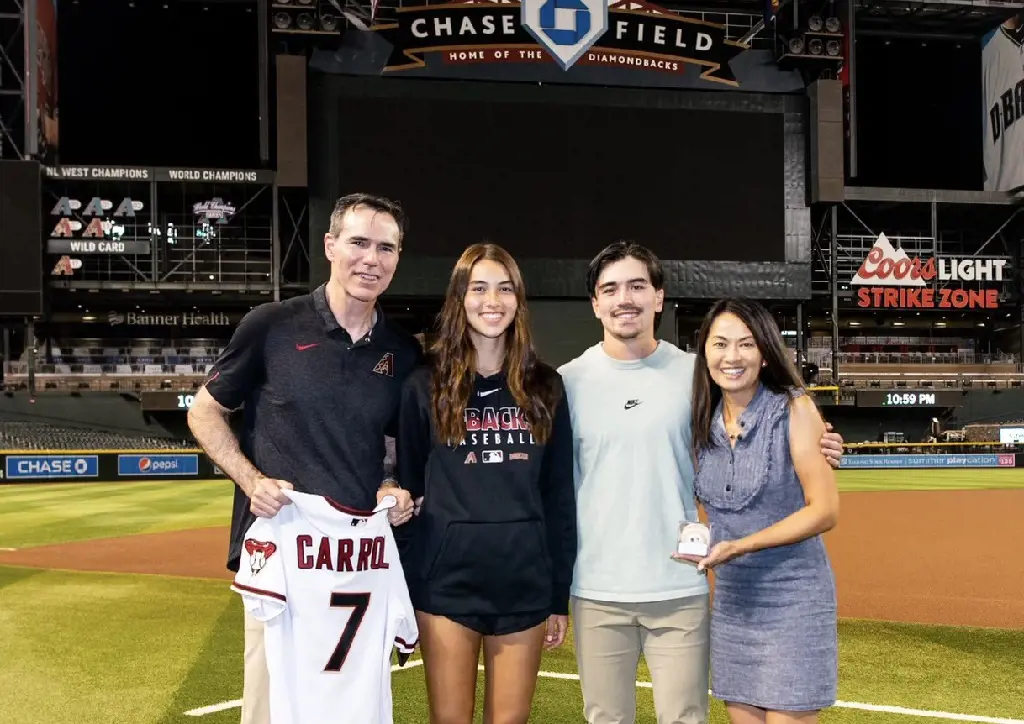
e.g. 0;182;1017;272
379;477;400;491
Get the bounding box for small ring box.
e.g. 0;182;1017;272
676;521;710;563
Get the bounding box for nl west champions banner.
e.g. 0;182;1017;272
982;15;1024;192
312;0;807;93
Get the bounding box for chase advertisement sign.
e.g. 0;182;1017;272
360;0;753;86
0;451;219;484
4;455;99;480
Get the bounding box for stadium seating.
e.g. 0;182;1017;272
2;336;223;392
4;333;1023;393
805;334;1024;389
0;420;194;450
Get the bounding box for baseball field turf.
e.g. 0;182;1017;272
2;470;1023;724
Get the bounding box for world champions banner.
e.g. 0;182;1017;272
371;1;747;85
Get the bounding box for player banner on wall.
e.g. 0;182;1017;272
982;15;1024;192
314;0;807;93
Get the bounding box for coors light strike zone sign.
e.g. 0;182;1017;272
851;234;1008;310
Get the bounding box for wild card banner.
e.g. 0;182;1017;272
311;0;805;93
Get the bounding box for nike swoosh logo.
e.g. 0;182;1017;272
296;343;319;351
479;389;500;397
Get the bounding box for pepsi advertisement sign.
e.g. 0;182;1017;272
117;454;200;477
4;455;100;480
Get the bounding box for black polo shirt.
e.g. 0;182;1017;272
205;284;423;572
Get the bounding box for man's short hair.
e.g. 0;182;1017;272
328;193;408;244
586;240;665;298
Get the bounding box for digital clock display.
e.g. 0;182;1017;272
883;392;936;406
139;391;197;412
855;389;962;408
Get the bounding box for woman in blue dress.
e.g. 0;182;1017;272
683;297;840;724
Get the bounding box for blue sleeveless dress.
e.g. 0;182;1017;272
693;384;838;712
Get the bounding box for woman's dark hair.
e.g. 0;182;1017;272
691;297;805;456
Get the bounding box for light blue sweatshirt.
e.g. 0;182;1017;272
558;341;708;603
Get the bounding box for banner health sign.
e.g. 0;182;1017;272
840;454;1016;470
377;0;742;82
118;454;200;477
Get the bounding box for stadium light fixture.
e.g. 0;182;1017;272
270;0;345;35
772;5;844;78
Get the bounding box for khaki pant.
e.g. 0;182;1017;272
571;594;710;724
240;610;271;724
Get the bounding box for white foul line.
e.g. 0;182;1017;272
182;699;242;717
184;661;1024;724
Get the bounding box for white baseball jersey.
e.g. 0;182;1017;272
232;491;418;724
983;22;1024;192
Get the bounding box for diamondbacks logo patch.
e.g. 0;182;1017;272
244;538;277;576
373;352;394;377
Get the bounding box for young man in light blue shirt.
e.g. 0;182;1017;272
558;241;844;724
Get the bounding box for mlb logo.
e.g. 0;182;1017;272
482;450;504;464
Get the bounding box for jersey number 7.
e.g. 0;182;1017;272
324;592;371;672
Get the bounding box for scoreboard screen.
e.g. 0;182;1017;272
331;86;786;263
855;389;963;408
140;391;197;412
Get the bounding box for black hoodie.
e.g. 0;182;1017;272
395;363;577;617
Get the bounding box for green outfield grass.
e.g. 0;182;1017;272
0;480;232;548
836;468;1024;492
2;468;1022;550
1;565;1022;724
3;470;1024;723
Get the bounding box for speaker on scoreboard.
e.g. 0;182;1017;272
808;78;845;204
0;160;43;317
276;54;308;188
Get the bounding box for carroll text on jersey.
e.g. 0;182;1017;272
297;534;391;572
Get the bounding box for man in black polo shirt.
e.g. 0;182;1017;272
187;192;423;724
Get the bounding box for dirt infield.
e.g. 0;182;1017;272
0;527;234;580
823;489;1024;629
1;489;1022;629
